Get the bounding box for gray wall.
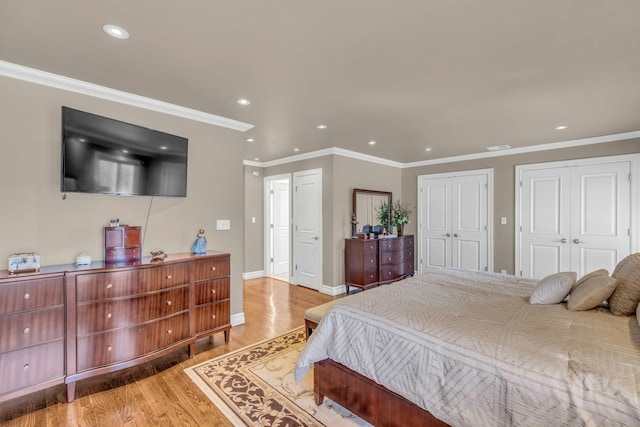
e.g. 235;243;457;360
0;76;245;316
401;139;640;274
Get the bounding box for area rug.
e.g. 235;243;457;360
185;327;371;426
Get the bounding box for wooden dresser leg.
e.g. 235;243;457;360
314;391;325;405
67;382;76;403
189;343;195;358
224;328;231;344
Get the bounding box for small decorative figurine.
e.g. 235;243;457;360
150;250;167;262
351;213;359;239
191;228;208;254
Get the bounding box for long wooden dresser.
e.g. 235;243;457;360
344;235;414;294
0;251;231;404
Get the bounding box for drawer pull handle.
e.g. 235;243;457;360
388;272;392;275
211;289;216;294
211;267;216;271
370;260;374;263
23;293;30;300
165;275;172;279
369;246;374;250
167;329;173;335
106;284;113;289
24;327;30;334
107;313;112;319
107;346;113;352
211;314;216;320
369;275;374;279
167;300;172;306
23;364;30;372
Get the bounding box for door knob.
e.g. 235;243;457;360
443;233;451;237
573;239;581;244
453;233;459;238
312;236;319;240
559;238;567;243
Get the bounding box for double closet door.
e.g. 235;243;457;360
518;159;632;279
418;170;492;272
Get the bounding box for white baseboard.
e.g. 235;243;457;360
231;312;245;326
321;284;347;296
243;270;264;280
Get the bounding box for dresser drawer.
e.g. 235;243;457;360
364;253;378;271
76;287;189;335
194;302;230;334
0;307;64;353
76;312;190;371
379;240;395;252
76;270;140;302
194;278;230;306
140;263;189;290
380;265;396;282
105;247;141;262
193;256;230;281
0;340;64;395
0;277;63;315
362;242;378;254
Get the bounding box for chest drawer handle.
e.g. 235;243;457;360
106;284;113;289
167;329;173;335
107;346;113;352
211;314;216;320
167;300;172;306
107;313;112;319
387;257;392;261
388;271;392;276
369;274;374;279
23;364;30;372
211;289;216;294
211;266;216;271
24;327;30;334
370;259;374;263
369;245;374;250
165;275;172;279
23;293;30;300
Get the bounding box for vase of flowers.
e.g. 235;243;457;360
376;201;393;234
391;200;412;236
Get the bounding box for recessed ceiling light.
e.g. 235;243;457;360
316;124;327;129
555;125;568;130
245;138;255;142
103;24;129;39
236;98;251;106
294;148;300;152
254;157;259;161
368;140;376;146
425;147;432;152
486;144;511;151
160;146;167;150
122;150;129;153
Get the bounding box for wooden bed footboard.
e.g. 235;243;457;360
314;359;449;427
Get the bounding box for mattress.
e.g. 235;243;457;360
295;269;640;426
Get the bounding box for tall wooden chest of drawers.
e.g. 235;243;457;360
344;235;414;294
0;273;65;403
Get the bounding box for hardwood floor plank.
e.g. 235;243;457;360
0;278;335;426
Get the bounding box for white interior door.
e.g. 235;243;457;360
272;180;290;276
517;157;633;279
452;174;488;271
421;177;452;269
520;167;572;279
418;169;492;273
570;162;631;277
293;169;322;290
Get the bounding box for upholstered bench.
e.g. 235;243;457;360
304;300;337;339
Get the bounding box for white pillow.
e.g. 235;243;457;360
530;272;577;305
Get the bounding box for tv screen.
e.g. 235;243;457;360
61;107;188;197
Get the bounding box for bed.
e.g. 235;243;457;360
294;268;640;426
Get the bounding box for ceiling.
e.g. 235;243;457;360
1;1;639;164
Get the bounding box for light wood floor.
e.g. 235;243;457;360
0;278;335;426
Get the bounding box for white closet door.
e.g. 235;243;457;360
570;162;631;276
520;167;572;279
421;177;452;269
452;174;488;271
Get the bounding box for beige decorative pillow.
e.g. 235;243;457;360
567;272;617;311
637;303;640;328
530;272;577;304
609;253;640;316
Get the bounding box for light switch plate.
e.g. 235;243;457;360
500;216;507;225
217;219;231;230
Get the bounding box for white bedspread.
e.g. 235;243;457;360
295;269;640;426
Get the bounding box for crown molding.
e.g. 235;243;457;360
401;131;640;168
0;60;254;132
242;147;403;168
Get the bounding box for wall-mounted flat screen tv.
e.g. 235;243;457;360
61;107;188;197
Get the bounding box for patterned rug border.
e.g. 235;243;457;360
184;326;307;426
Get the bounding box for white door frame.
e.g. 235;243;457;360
263;173;291;280
417;168;494;273
515;153;639;276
